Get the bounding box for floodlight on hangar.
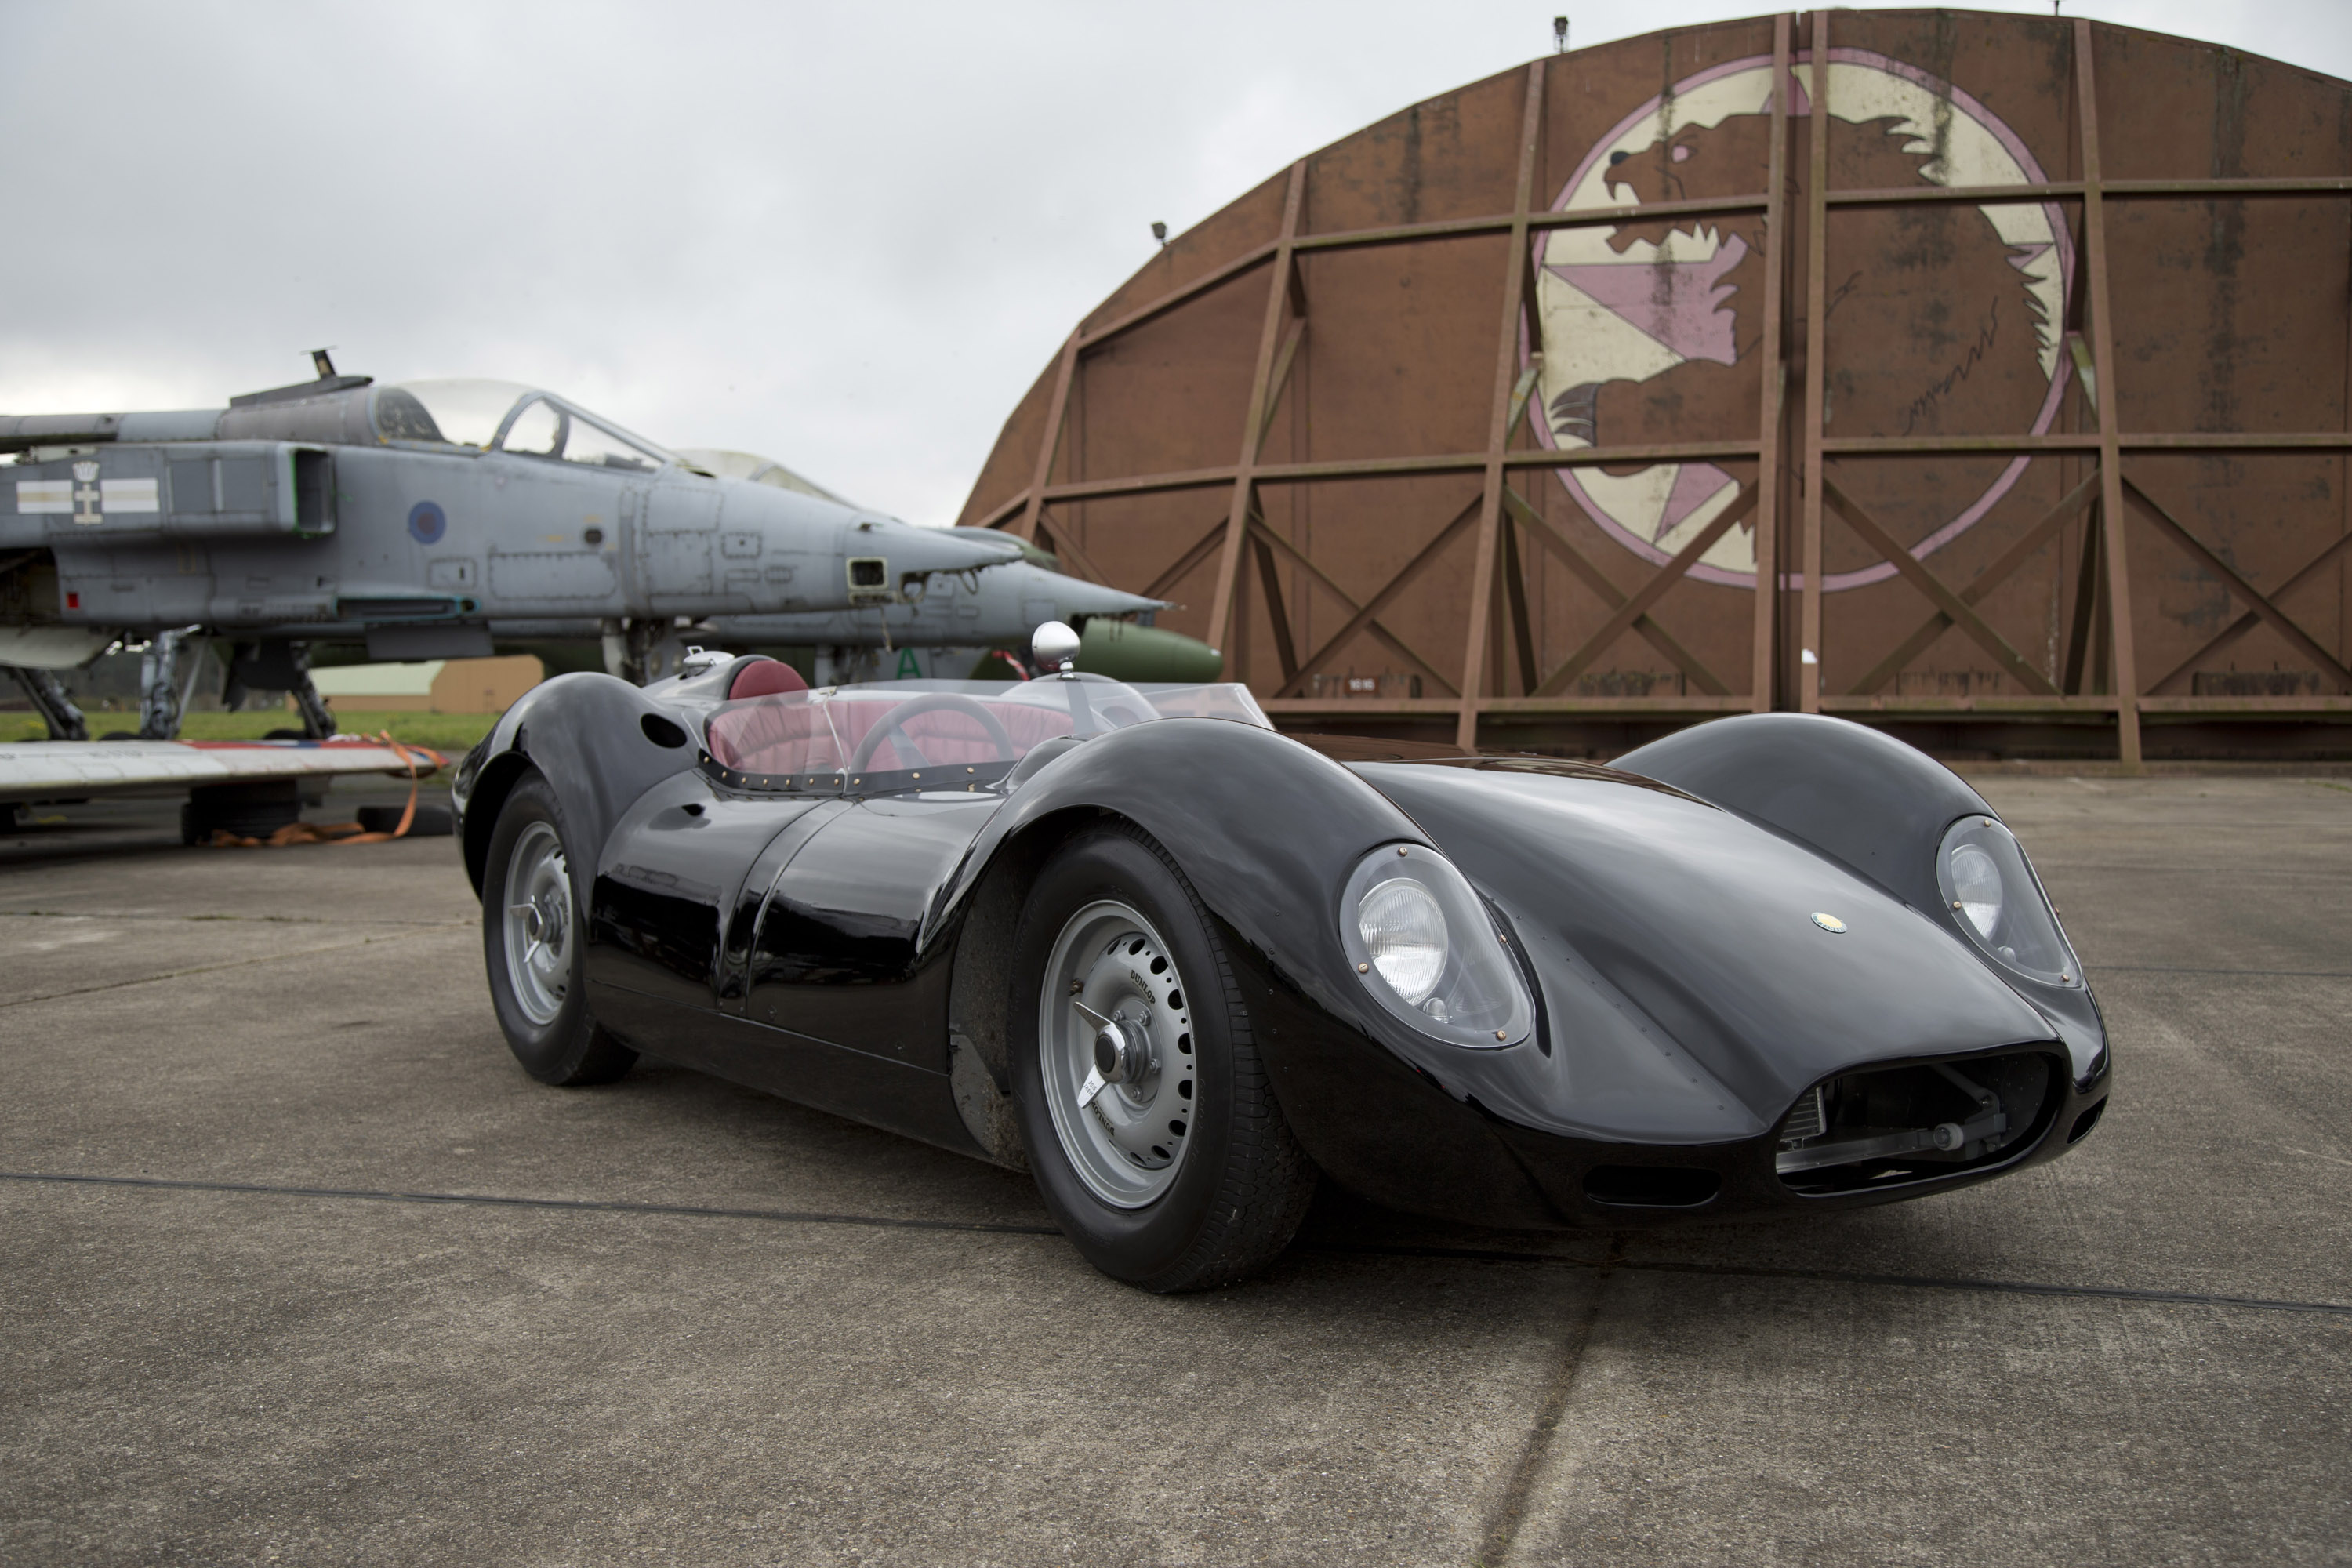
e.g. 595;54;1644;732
957;11;2352;765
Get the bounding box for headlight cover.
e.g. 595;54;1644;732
1341;844;1534;1048
1936;815;2080;986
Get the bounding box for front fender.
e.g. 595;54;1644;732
933;718;1516;1187
929;719;1758;1218
1614;713;2106;1081
938;718;1421;1025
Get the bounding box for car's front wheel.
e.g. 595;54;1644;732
1010;823;1315;1290
481;771;635;1086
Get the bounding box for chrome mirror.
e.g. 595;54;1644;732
1031;620;1080;675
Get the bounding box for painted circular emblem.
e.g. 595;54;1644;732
1812;912;1849;933
1531;49;2072;591
407;500;448;545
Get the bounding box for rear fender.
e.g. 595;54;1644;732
452;672;702;900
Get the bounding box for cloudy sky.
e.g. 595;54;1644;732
2;1;2344;526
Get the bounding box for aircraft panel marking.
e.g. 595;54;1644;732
100;478;159;514
16;480;71;514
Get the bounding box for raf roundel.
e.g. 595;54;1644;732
407;500;448;545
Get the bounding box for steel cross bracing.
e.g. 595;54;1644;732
978;13;2352;764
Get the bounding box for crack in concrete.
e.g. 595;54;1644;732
2087;964;2352;978
1474;1236;1621;1568
0;1170;1061;1236
1310;1240;2352;1319
5;1170;2346;1319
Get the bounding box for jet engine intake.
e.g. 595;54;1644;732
3;442;335;543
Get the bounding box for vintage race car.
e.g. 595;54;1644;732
452;627;2111;1292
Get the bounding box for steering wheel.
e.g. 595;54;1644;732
847;692;1021;772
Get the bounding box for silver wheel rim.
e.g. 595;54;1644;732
502;820;574;1027
1038;898;1196;1208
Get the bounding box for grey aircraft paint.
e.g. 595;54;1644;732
480;558;1192;685
0;362;1022;736
716;557;1167;648
644;448;1219;684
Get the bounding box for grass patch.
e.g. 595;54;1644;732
0;710;503;753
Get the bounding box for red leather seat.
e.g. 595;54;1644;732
727;657;809;700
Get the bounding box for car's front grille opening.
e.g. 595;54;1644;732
1583;1164;1722;1208
1774;1051;2061;1196
2067;1099;2107;1144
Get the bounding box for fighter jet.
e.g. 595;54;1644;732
671;448;1222;686
0;355;1022;739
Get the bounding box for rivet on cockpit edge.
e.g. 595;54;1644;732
1494;1030;1507;1040
1396;846;1408;857
1356;962;1370;973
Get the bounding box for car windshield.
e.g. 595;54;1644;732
377;379;674;473
702;679;1271;790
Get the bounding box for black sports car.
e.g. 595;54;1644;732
452;630;2111;1292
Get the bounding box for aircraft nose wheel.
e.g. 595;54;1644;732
502;820;575;1026
1039;899;1196;1207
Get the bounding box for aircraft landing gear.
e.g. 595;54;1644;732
605;618;713;686
7;666;89;741
289;662;337;739
219;641;337;739
137;627;206;741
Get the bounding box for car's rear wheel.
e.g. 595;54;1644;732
481;771;635;1086
1011;822;1315;1291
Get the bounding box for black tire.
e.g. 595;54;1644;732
480;771;635;1086
359;802;454;837
1010;822;1316;1291
180;781;302;844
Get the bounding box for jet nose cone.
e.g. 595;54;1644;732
1051;579;1171;618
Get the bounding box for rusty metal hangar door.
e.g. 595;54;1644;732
958;10;2352;763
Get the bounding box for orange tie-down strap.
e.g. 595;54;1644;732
204;734;441;849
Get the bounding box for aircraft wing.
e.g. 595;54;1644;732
0;739;445;800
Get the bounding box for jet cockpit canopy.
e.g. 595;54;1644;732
374;379;677;474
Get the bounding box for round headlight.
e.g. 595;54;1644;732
1339;844;1534;1048
1948;842;2004;939
1936;815;2079;985
1357;877;1449;1003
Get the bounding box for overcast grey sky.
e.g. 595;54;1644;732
2;1;2345;525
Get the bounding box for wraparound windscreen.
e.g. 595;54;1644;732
703;680;1270;785
957;11;2352;761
